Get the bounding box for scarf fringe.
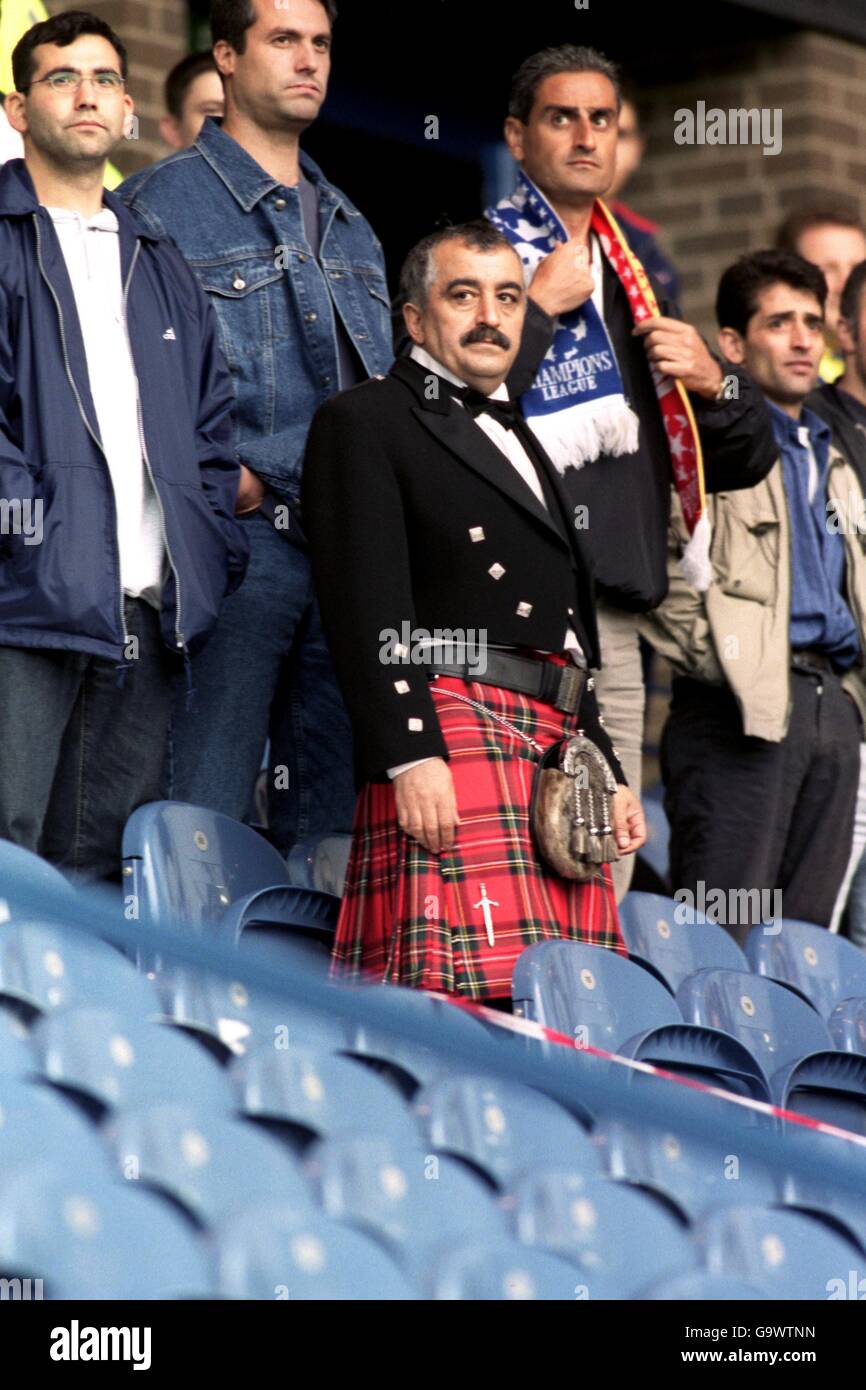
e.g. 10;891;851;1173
527;395;641;475
678;511;713;593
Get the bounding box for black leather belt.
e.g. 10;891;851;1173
791;648;838;676
426;648;587;714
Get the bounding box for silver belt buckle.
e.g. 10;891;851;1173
554;663;584;714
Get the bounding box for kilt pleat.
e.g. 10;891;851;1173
331;666;626;1000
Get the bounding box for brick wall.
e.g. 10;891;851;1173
628;30;866;338
46;0;190;174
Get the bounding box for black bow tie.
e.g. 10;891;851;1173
458;386;521;432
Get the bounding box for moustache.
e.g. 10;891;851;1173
461;327;511;349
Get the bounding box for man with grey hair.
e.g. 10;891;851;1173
302;220;646;1002
489;43;777;897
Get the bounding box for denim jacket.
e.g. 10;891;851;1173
120;118;394;502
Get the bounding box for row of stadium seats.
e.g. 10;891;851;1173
1;808;865;1299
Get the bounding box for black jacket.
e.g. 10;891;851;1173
302;356;622;784
808;381;866;493
512;260;779;612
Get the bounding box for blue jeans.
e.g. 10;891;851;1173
0;599;173;881
170;511;356;853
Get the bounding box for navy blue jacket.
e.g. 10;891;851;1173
0;158;248;662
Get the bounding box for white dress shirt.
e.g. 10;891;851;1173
388;346;586;780
46;206;165;607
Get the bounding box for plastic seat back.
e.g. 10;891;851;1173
156;962;347;1058
512;940;680;1048
619;892;749;993
428;1239;600;1300
0;1006;34;1076
32;1007;234;1112
106;1102;315;1227
214;1204;415;1299
695;1204;866;1299
0;1160;213;1298
345;985;498;1089
746;919;866;1019
510;1169;693;1295
0;838;75;918
230;1046;417;1144
829;997;866;1056
0;1076;111;1178
640;1272;766;1300
122;801;291;929
595;1120;776;1223
413;1072;597;1187
309;1133;504;1273
0;920;160;1019
676;968;833;1080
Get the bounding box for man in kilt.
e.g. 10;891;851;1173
302;221;646;1003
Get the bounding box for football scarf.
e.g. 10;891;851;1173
487;171;711;591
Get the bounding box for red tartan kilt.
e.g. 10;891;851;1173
331;666;625;1000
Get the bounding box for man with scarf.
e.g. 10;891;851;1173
489;45;778;897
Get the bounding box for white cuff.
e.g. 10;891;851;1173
387;757;437;780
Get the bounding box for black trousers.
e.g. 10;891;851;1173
0;599;173;882
661;669;862;944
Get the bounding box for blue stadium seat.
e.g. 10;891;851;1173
122;802;291;928
413;1072;597;1187
694;1204;866;1299
677;967;866;1127
427;1239;593;1300
746;918;866;1019
777;1148;866;1256
639;1273;766;1300
286;833;352;897
214;1204;415;1299
154;963;347;1060
230;1045;417;1145
0;838;75;917
32;1007;234;1113
828;997;866;1056
0;1076;112;1177
513;941;769;1101
0;920;160;1020
594;1120;776;1223
509;1169;694;1295
783;1188;866;1256
344;986;499;1090
122;803;337;950
0;1004;35;1076
309;1133;505;1275
0;1160;214;1299
105;1102;315;1228
637;790;670;886
619;891;749;993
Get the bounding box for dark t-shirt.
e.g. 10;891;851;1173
298;171;362;390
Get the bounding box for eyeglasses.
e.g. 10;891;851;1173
24;69;126;94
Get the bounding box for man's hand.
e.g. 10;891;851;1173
235;463;266;516
394;758;460;854
632;315;724;399
611;784;647;856
528;237;595;319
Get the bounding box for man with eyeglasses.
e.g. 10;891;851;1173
0;10;248;879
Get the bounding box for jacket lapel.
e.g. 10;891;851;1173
410;395;570;549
